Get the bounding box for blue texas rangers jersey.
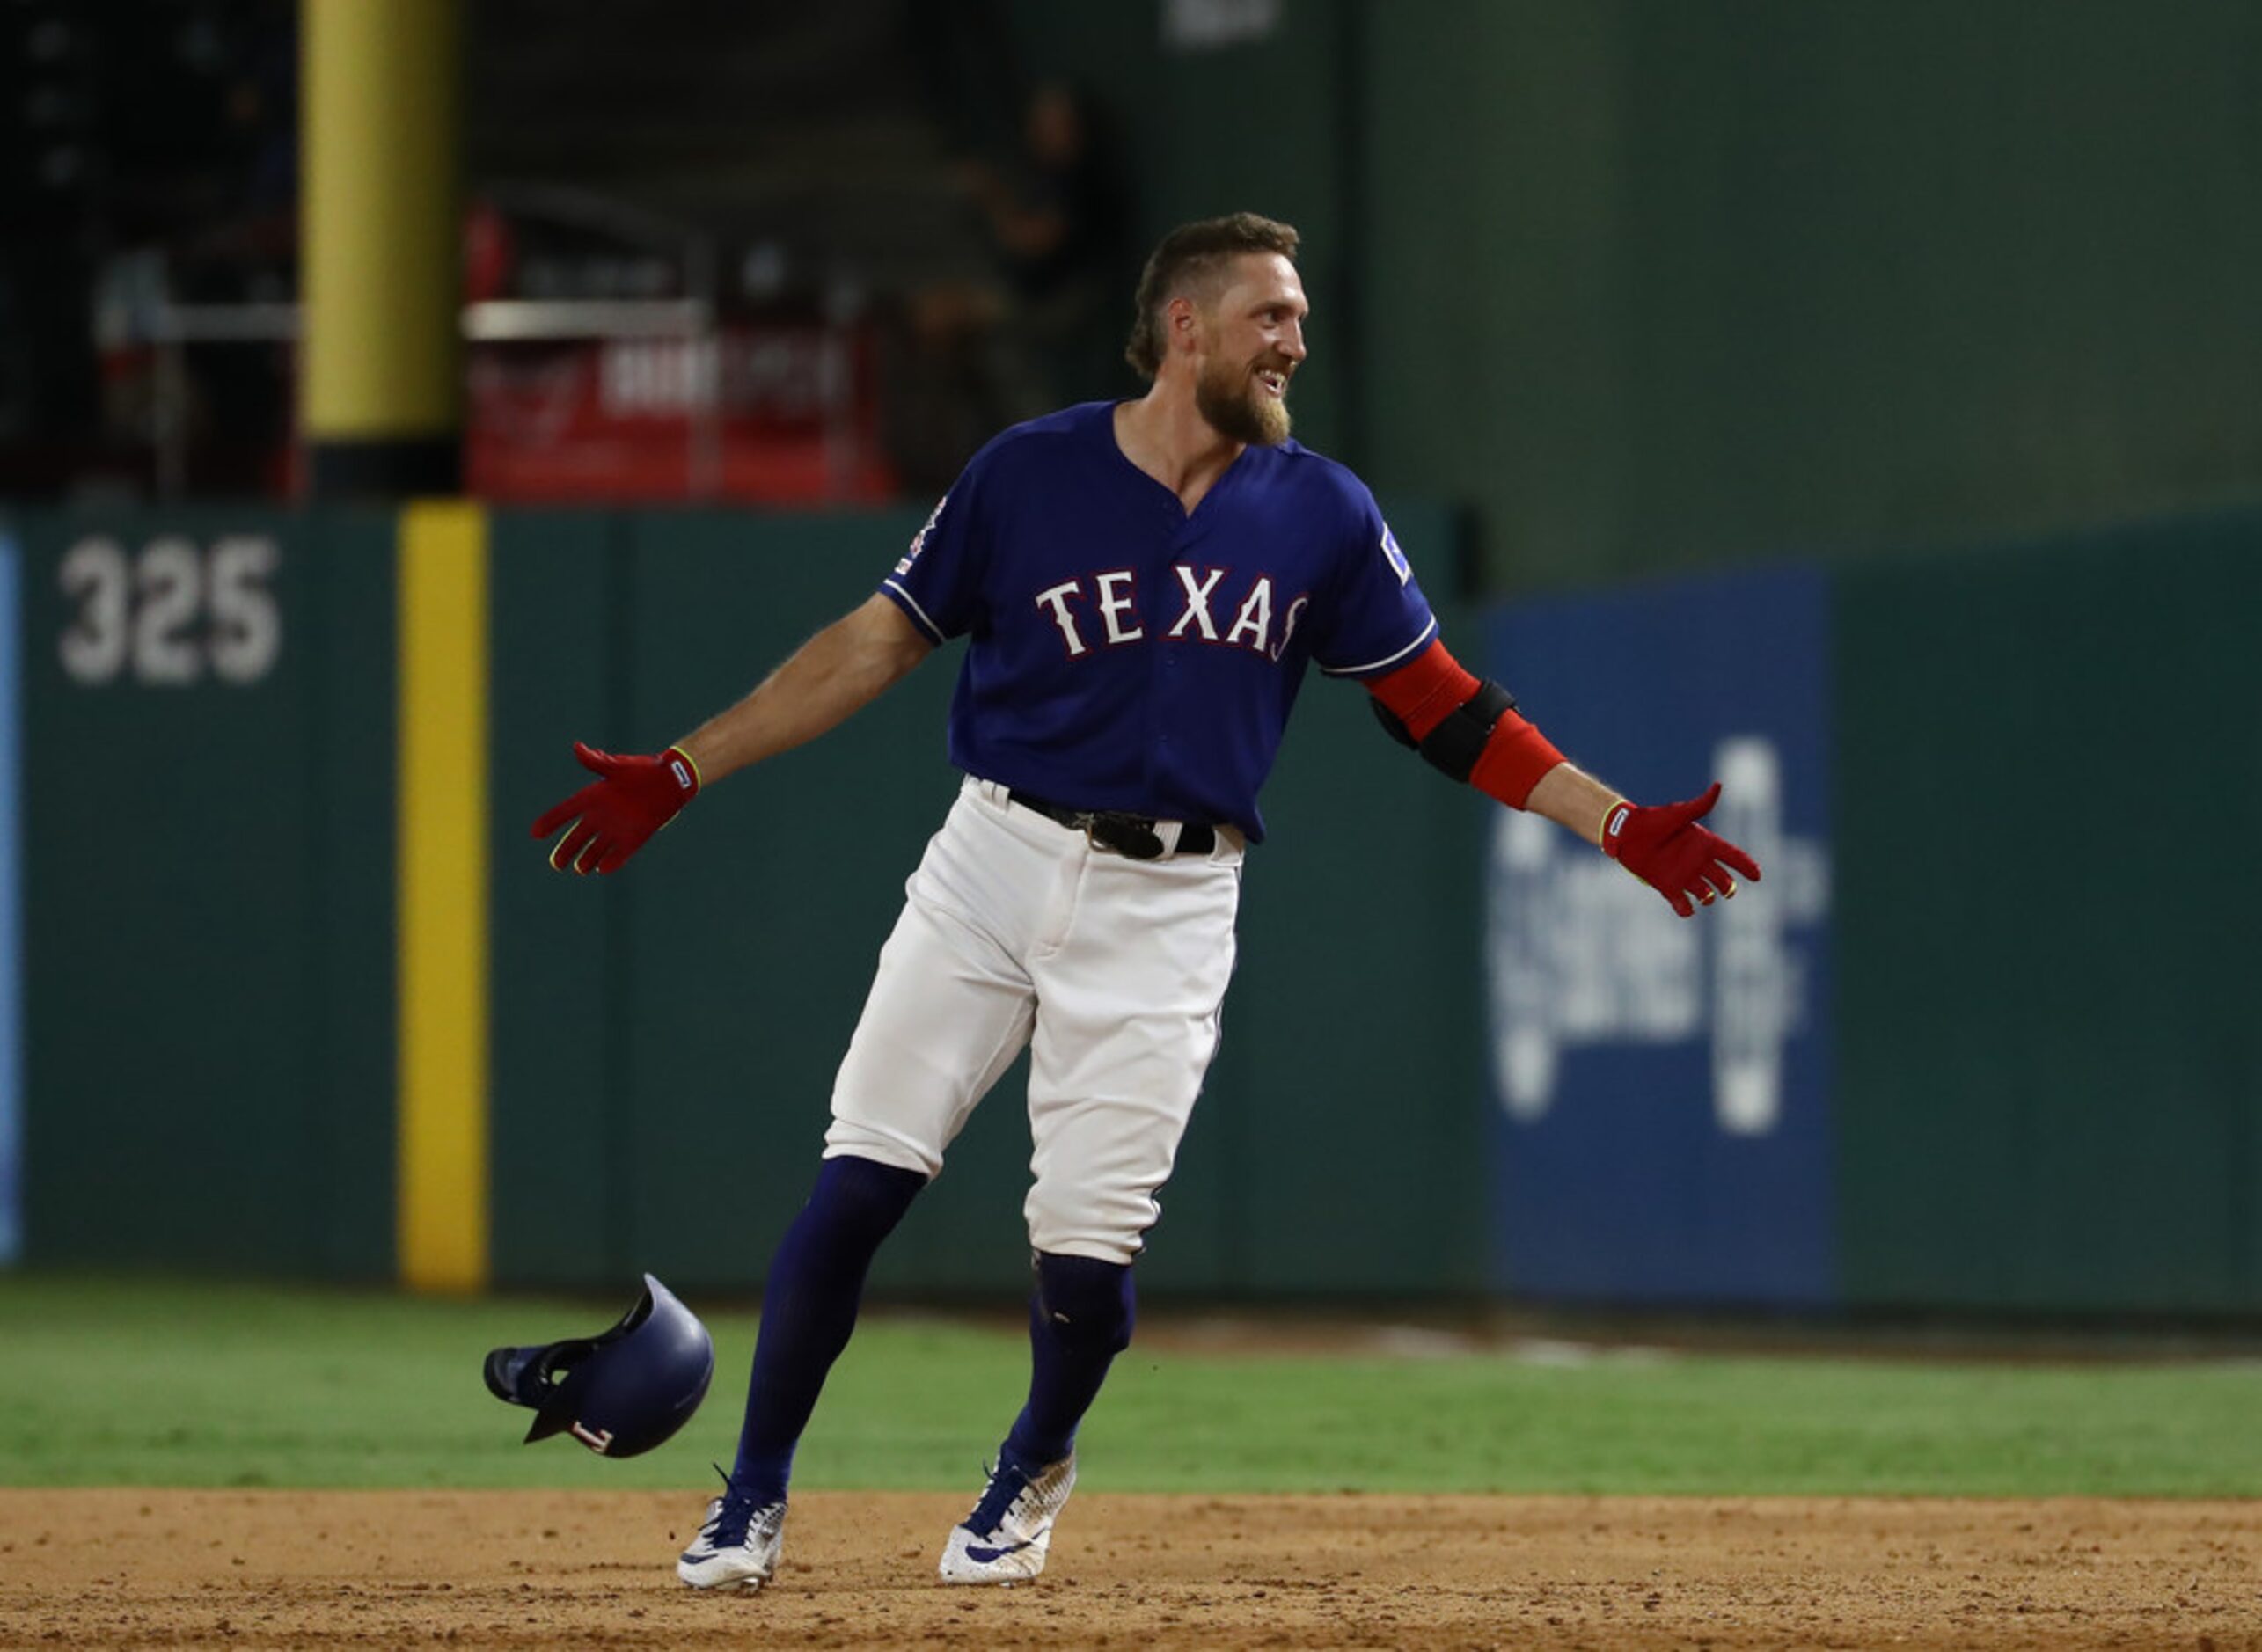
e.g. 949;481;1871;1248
877;400;1438;842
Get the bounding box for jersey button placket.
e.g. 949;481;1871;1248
1148;519;1200;788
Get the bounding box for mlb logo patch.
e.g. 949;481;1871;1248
898;493;950;577
1380;525;1412;587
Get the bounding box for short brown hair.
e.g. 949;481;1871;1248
1124;212;1301;380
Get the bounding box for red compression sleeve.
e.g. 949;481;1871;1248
1368;640;1566;809
1367;639;1480;741
1468;714;1566;809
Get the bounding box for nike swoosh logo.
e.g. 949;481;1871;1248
963;1539;1033;1564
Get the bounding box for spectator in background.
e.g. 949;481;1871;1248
956;79;1134;411
882;79;1136;493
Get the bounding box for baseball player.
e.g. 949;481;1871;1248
532;212;1761;1594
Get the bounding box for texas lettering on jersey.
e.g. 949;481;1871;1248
1031;567;1311;662
873;401;1438;839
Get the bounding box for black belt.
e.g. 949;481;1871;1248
1007;789;1218;859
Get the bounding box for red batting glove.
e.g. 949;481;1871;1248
531;742;700;875
1601;782;1762;917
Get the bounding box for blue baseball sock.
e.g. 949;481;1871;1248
729;1154;926;1502
1003;1251;1136;1467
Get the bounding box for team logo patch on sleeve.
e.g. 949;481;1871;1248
897;493;949;577
1381;525;1412;587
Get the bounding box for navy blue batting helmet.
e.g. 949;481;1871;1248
483;1273;714;1458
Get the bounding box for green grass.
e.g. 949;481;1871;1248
4;1275;2260;1495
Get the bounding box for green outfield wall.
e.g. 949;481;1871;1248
1832;509;2262;1312
10;501;2260;1315
5;501;1478;1301
1010;0;2262;591
18;508;396;1278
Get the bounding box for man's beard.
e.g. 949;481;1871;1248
1196;354;1292;446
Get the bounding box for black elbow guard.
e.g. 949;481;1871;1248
1372;680;1518;783
1371;697;1420;749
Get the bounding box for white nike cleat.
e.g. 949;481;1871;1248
938;1449;1077;1583
677;1467;787;1591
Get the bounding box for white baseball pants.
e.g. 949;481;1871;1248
824;775;1243;1261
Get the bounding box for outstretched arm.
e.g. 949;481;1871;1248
1367;638;1761;917
532;594;934;874
1521;761;1621;847
674;593;934;786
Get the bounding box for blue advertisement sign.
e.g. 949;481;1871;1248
1485;565;1834;1305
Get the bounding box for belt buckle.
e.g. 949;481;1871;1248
1082;811;1167;860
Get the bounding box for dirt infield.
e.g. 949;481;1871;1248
4;1489;2258;1648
